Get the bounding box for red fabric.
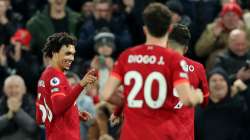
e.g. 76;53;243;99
220;2;242;18
172;57;210;140
37;66;82;140
51;84;83;116
111;44;189;140
92;95;100;104
11;28;32;48
113;106;123;116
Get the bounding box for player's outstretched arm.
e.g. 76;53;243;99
103;76;123;106
175;82;204;107
51;70;97;116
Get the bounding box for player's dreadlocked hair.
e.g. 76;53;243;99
168;24;191;47
43;32;77;58
143;3;172;37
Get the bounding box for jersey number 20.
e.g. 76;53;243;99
125;71;167;109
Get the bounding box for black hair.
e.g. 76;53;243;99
42;32;77;58
168;24;191;47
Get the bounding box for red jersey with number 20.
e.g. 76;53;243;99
36;66;80;140
111;44;190;140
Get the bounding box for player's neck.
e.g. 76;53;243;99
173;47;184;56
50;60;63;72
145;36;167;48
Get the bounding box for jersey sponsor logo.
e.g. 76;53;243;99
38;80;45;87
128;55;165;65
50;77;60;86
51;87;59;93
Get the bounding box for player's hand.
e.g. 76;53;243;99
109;113;121;126
79;111;92;121
195;89;204;104
7;97;22;112
80;69;97;87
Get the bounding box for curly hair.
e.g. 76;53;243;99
42;32;77;58
169;24;191;47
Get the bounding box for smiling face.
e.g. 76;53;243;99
4;75;26;101
209;73;228;101
52;44;76;71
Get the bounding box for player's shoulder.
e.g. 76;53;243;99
117;44;147;59
40;66;64;82
164;48;184;58
185;57;204;68
124;44;146;53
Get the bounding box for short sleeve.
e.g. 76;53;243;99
111;51;127;82
171;53;190;87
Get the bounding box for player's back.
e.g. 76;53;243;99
115;44;187;140
172;57;209;140
37;67;80;140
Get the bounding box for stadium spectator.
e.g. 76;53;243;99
0;0;19;46
90;30;115;96
0;75;38;140
195;68;249;140
80;0;94;19
166;0;191;28
26;0;82;64
195;2;248;63
78;0;132;61
0;29;39;95
212;29;250;112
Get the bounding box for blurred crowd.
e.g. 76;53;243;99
1;0;250;140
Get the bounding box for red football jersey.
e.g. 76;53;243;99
37;66;80;140
111;44;190;140
167;57;209;140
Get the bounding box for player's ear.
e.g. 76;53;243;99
184;47;188;54
143;25;148;35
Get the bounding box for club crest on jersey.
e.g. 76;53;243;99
50;77;60;86
180;60;188;72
